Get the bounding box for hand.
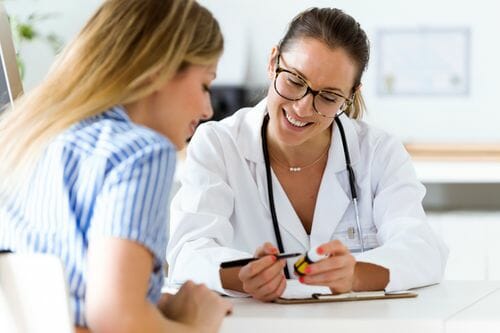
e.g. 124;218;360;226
238;242;287;301
159;280;232;333
298;240;356;294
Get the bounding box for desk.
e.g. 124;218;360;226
405;143;500;183
446;287;500;333
412;161;500;184
220;281;500;333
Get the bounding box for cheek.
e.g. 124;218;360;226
318;118;334;131
267;86;285;111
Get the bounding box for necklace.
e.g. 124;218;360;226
269;144;330;172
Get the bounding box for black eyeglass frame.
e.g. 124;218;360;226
273;54;354;118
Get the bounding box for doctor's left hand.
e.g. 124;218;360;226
298;240;356;294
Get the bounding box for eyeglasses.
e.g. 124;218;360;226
273;55;353;118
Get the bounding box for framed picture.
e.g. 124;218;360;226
376;28;470;96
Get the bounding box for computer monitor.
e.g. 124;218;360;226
0;4;23;111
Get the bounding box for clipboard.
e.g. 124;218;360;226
274;290;418;304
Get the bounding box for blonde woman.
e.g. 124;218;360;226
0;0;231;332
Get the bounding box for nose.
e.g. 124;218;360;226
201;100;214;121
292;93;315;117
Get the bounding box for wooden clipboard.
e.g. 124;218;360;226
274;290;418;304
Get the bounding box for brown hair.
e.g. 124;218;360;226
279;7;369;119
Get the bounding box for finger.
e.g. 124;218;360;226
222;298;233;315
254;270;285;299
317;239;349;257
303;275;353;294
258;274;287;302
254;242;279;257
306;254;355;275
328;277;354;294
177;280;195;295
243;259;286;292
301;265;353;286
238;255;277;280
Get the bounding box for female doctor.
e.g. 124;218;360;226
167;7;448;301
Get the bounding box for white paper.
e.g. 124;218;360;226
280;279;331;299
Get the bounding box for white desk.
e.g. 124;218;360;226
220;281;500;333
412;161;500;184
446;287;500;333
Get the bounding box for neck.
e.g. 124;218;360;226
266;126;332;167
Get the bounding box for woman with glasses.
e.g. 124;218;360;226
167;7;448;301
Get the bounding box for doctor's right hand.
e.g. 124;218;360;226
238;242;287;302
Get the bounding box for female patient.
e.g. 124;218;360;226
0;0;231;332
167;7;448;301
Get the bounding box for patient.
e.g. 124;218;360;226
0;0;231;332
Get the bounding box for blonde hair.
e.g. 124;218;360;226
345;91;366;119
0;0;223;193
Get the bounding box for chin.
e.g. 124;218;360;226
174;140;185;150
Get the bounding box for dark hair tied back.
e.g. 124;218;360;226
279;8;369;118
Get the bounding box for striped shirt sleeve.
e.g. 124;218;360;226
88;141;176;269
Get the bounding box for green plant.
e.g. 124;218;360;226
7;10;63;79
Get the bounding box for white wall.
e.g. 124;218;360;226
5;0;500;143
200;0;500;144
3;0;101;90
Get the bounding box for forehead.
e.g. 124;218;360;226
181;63;217;78
280;38;358;94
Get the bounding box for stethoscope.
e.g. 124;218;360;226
261;112;364;278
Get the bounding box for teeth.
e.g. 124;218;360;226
285;111;308;127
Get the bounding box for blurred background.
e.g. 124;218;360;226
3;0;500;281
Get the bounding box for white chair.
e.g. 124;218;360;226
0;253;74;333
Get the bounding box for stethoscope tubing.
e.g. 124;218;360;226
334;114;365;253
261;112;365;278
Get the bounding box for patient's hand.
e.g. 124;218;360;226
159;280;233;333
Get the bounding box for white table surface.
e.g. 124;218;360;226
446;286;500;333
412;161;500;183
220;281;500;333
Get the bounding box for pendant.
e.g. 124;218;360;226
289;167;301;172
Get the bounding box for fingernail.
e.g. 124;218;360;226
317;247;324;255
299;276;305;283
271;255;277;262
305;266;312;274
271;248;279;254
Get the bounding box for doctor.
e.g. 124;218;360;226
167;7;448;301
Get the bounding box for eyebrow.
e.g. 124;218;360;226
287;65;347;95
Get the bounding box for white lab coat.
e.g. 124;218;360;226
167;99;448;294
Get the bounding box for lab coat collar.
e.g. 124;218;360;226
237;99;360;249
237;98;268;165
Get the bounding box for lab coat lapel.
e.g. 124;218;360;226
310;115;360;248
237;99;309;249
236;99;273;213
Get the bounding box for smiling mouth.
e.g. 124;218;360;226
283;109;311;128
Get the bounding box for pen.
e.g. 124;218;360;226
220;252;302;269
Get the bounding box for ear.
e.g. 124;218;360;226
267;46;280;80
350;83;362;99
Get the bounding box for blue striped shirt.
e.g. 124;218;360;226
0;106;176;326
